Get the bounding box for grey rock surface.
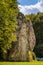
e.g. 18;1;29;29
8;12;36;61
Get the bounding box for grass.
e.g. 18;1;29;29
0;61;43;65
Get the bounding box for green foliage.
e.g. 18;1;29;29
0;0;18;54
28;51;37;61
25;15;30;20
35;44;43;57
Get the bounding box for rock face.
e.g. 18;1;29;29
8;12;36;61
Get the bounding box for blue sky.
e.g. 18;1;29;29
18;0;38;5
17;0;43;15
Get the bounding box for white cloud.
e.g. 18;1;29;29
18;0;43;15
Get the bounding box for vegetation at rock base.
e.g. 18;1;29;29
28;51;37;61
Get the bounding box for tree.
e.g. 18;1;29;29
0;0;19;58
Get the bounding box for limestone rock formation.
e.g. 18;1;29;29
8;12;36;61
